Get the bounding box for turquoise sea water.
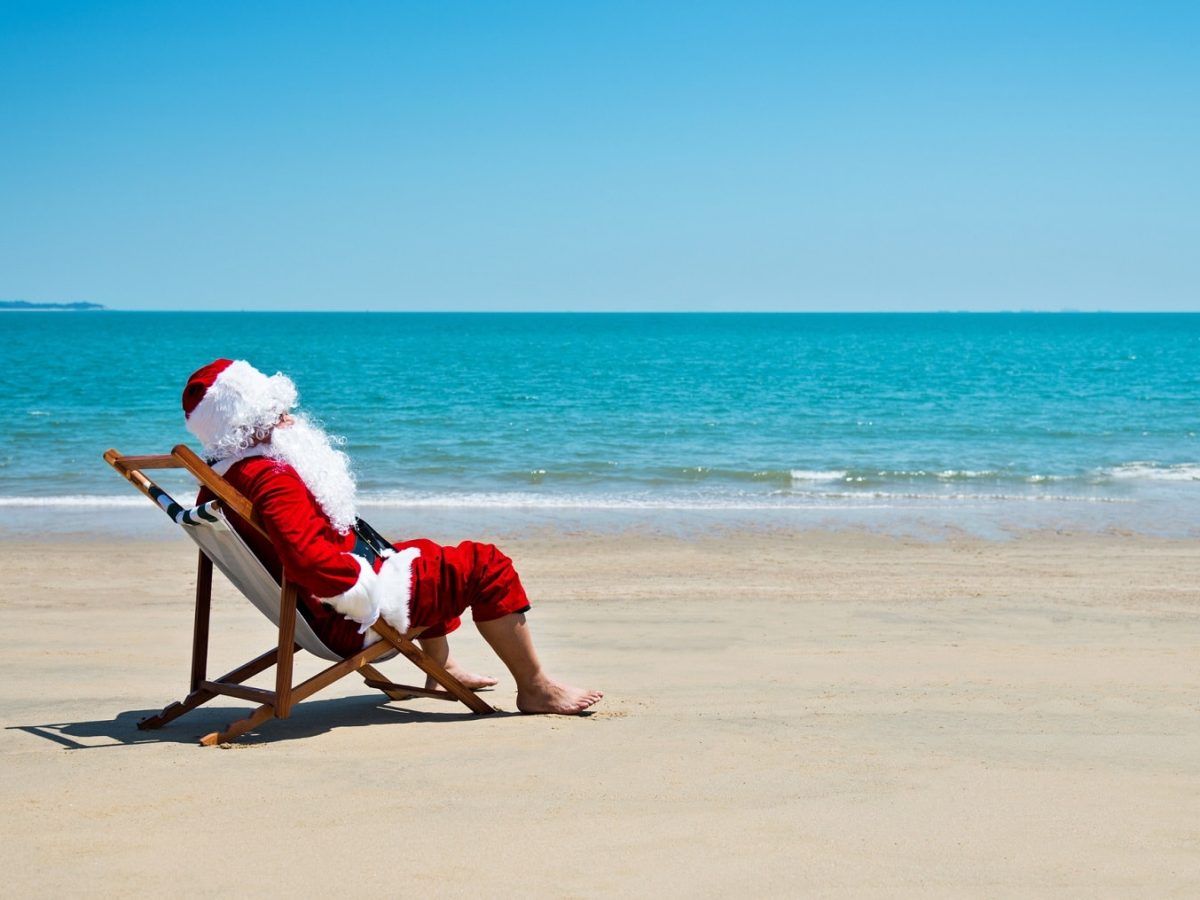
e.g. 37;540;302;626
1;312;1198;537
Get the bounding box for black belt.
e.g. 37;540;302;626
351;517;392;563
352;534;379;563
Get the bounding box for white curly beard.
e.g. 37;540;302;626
264;413;359;534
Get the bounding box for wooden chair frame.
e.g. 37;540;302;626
105;444;495;746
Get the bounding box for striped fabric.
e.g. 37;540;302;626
147;484;222;527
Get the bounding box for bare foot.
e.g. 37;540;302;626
516;676;604;715
427;664;498;693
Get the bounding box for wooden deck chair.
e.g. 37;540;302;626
105;445;495;745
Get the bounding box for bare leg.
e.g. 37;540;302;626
475;612;603;714
418;635;498;691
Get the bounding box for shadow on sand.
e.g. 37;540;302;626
10;693;516;750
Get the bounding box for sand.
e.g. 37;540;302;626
1;529;1197;897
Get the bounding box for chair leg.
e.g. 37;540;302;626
138;693;215;731
149;633;495;744
200;703;277;746
274;579;298;718
138;648;279;731
359;664;464;702
139;550;219;730
372;621;496;715
189;551;213;692
359;663;416;701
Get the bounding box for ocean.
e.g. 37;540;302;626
1;311;1197;538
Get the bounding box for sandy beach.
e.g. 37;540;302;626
1;529;1197;897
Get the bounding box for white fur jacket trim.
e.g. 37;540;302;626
318;547;420;636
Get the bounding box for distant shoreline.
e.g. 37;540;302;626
0;301;104;311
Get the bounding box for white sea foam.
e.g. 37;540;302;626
363;492;780;511
1105;463;1200;482
354;489;1132;511
0;495;147;508
789;470;848;483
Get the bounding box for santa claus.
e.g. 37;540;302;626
182;358;602;715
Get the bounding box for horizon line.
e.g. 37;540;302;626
6;307;1200;315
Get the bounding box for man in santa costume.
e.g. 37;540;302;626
183;358;603;715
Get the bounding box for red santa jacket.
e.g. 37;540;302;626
197;451;417;658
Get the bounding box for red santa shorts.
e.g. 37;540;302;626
394;539;531;639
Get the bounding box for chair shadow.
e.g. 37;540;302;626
10;693;519;750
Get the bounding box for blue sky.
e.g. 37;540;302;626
1;1;1196;311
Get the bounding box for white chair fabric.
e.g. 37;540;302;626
180;507;367;663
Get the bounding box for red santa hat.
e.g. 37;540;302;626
182;359;298;457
